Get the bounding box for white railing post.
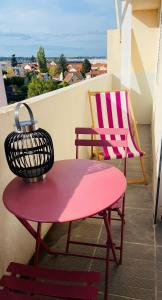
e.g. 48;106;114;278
121;0;132;89
115;0;120;29
0;64;7;107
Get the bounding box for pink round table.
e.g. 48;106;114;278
3;159;126;300
3;159;126;223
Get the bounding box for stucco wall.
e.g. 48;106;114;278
131;9;159;124
107;9;159;124
0;74;111;276
107;29;121;89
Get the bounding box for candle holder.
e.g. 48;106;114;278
4;102;54;182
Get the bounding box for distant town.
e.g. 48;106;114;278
0;51;107;104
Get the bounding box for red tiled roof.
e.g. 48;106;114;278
67;63;82;72
86;70;107;76
92;63;107;67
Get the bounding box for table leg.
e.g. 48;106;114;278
34;222;41;265
102;210;119;300
66;221;72;253
102;211;118;265
16;217;53;254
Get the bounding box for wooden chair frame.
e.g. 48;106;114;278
88;90;148;185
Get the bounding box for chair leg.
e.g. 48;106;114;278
128;156;148;185
119;195;125;265
104;237;110;300
140;156;148;185
103;211;112;300
66;221;72;253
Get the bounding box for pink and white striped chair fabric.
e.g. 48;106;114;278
89;90;147;185
94;91;143;160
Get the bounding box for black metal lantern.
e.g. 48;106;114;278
4;103;54;182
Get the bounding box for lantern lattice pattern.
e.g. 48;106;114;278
4;103;54;182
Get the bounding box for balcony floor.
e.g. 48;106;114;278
38;125;162;300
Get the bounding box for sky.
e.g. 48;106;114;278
0;0;117;57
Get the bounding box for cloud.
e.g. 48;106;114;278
0;32;31;40
0;0;116;56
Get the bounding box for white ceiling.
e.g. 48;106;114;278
132;0;161;11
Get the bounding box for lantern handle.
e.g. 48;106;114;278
15;102;35;131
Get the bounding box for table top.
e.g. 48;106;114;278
3;159;127;223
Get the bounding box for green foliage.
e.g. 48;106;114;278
11;54;18;67
28;77;58;98
81;59;91;76
58;81;69;88
6;67;14;76
4;76;25;87
57;54;68;78
4;76;27;104
19;84;28;94
26;71;35;83
37;47;48;73
48;65;58;77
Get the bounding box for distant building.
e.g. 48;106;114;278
67;65;77;73
24;63;38;73
24;64;32;71
63;71;83;85
67;63;82;73
50;61;57;66
53;74;61;81
91;63;107;71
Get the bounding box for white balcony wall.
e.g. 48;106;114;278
108;9;159;124
152;5;162;219
0;73;111;276
108;29;121;89
131;9;159;124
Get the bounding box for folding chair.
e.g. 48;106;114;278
66;127;128;271
0;262;100;299
88;90;148;185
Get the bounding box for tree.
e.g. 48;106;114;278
37;47;48;73
6;67;14;77
57;54;68;78
11;54;17;67
48;65;58;77
28;77;58;98
31;55;36;63
4;76;24;87
58;81;69;89
26;71;35;82
81;59;91;77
